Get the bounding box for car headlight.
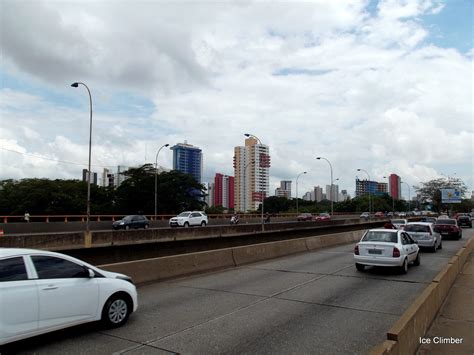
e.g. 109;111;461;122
116;275;134;284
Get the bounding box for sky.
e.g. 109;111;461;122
1;0;473;200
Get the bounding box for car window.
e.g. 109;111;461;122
0;257;28;282
435;219;456;225
362;231;398;243
178;212;191;217
191;213;200;217
404;224;430;233
123;216;133;221
401;234;409;245
32;256;89;279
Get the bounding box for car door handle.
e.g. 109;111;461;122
42;285;58;290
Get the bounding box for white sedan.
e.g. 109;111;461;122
0;248;138;346
354;229;420;274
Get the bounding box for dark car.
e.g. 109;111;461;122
113;215;150;230
457;216;472;228
297;213;313;221
434;219;462;239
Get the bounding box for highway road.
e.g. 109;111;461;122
3;229;472;355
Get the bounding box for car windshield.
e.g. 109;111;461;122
436;219;456;225
178;212;191;217
404;224;430;233
391;220;405;224
122;215;134;221
320;213;329;217
362;231;398;243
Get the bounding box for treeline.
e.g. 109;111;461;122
0;164;206;216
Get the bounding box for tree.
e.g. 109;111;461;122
414;178;468;213
259;196;290;213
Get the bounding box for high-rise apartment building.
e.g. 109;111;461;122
314;186;323;202
171;142;203;183
233;137;270;212
82;169;98;185
325;184;339;202
205;182;214;207
389;174;401;200
275;180;292;199
214;173;234;209
356;179;388;197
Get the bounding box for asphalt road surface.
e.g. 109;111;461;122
4;229;473;355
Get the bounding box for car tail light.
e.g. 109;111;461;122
354;245;360;255
393;247;400;258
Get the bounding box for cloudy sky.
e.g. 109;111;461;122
1;0;472;199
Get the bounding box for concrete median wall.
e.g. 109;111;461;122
370;237;474;355
100;230;365;284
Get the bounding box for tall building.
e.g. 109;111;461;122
171;141;203;183
275;180;292;199
233;137;271;212
303;191;312;201
389;174;401;200
325;184;339;202
116;165;129;186
82;169;97;185
356;179;388;197
314;186;323;202
213;173;234;209
205;182;214;207
341;189;349;201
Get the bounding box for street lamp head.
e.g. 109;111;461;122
71;82;79;88
316;157;321;160
357;168;361;171
164;144;170;147
244;133;251;137
303;171;307;174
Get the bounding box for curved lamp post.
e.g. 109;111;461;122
383;176;395;213
317;157;334;216
357;168;371;215
154;143;169;219
295;171;307;215
244;133;265;231
71;82;93;234
401;180;411;212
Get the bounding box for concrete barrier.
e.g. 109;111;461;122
99;230;362;285
371;237;474;355
232;239;308;266
100;248;235;284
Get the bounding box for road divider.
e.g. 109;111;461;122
99;230;366;284
370;237;474;355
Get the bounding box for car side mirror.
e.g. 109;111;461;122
88;269;95;278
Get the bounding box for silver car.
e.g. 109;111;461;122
404;222;442;252
391;219;408;229
354;229;420;274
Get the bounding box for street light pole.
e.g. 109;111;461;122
244;133;265;231
154;143;169;219
383;176;395;213
296;171;307;215
71;82;92;234
317;157;334;216
357;168;371;215
401;180;411;212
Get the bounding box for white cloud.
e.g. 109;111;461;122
1;0;472;197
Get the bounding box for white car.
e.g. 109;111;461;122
0;248;138;346
169;211;208;227
404;222;442;252
354;229;420;274
391;219;408;229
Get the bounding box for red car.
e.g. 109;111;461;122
315;213;331;221
297;213;313;221
375;212;385;218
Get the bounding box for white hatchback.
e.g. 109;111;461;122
0;248;138;346
354;229;420;274
404;222;442;252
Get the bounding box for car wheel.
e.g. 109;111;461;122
201;221;206;227
400;258;408;274
125;225;130;230
414;253;420;266
438;240;442;249
184;222;189;228
355;263;365;272
101;293;132;328
144;224;149;229
432;243;437;253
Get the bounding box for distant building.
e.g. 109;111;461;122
303;191;312;201
341;189;349;201
116;165;129;186
214;173;234;209
314;186;323;202
356;179;387;197
234;137;270;212
389;174;401;200
275;180;292;199
82;169;97;185
205;182;214;207
171;141;203;183
326;184;339;202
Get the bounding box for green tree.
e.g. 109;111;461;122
414;178;468;213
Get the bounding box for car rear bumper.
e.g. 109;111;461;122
414;239;436;248
354;255;404;267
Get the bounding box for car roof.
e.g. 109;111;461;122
367;228;399;233
406;222;432;225
0;248;64;259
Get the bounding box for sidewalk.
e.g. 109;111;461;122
417;252;474;355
